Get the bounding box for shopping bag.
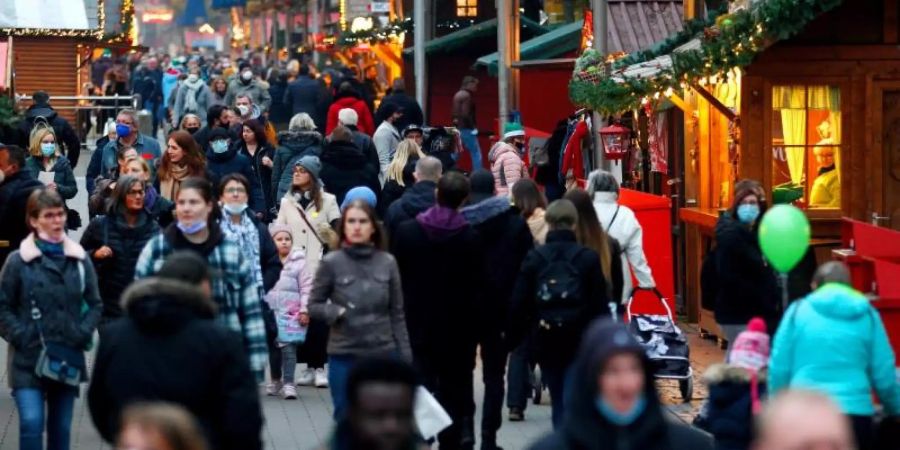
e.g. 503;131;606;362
275;310;307;344
414;386;452;440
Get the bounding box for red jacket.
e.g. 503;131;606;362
326;96;374;136
562;120;588;182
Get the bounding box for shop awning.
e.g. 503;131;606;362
0;0;91;30
569;0;846;113
475;22;581;75
402;16;545;57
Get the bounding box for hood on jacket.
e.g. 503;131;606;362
277;130;322;152
415;205;469;242
322;140;367;168
703;363;768;385
488;141;518;163
25;103;58;122
460;196;512;226
400;181;437;217
805;282;871;321
205;143;240;163
121;277;217;334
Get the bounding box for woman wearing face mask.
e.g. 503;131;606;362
530;319;713;450
124;157;174;228
135;177;269;382
308;200;412;420
714;179;779;346
237;119;276;220
179;114;202;135
24;127;78;228
81;175;161;324
0;188;102;450
157;130;207;202
488;123;528;197
208;77;229;107
205;127;266;216
174;70;211;128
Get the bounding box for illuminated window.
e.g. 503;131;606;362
771;85;842;209
456;0;477;17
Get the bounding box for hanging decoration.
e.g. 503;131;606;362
337;18;413;48
103;0;136;44
569;0;845;113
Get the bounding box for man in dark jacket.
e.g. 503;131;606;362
337;107;380;173
88;252;264;450
384;156;442;236
509;199;610;428
131;57;164;135
459;170;534;450
375;79;424;132
529;319;713;450
0;145;43;263
17;91;81;167
391;172;485;450
205;127;265;213
284;65;326;126
320;125;380;206
193;104;230;151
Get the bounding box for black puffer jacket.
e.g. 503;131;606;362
272;130;323;201
88;277;263;450
348;125;381;171
694;364;766;450
714;215;779;326
320;139;381;206
0;171;43;263
237;141;276;219
384;181;436;237
80;209;161;318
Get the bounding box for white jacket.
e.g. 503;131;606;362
275;191;341;275
592;192;655;303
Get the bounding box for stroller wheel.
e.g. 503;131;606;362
679;378;693;403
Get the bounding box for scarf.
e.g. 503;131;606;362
182;78;205;113
35;238;64;256
220;211;264;296
160;163;191;201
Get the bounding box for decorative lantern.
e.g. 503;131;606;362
599;121;632;161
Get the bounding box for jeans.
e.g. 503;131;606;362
507;335;535;411
328;354;358;421
13;385;78;450
478;331;508;440
143;100;161;136
541;363;570;429
458;128;482;171
281;343;299;384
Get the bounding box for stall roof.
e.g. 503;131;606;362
0;0;95;30
476;0;684;76
402;16;546;57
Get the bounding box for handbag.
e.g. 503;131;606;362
275;310;307;344
29;298;86;387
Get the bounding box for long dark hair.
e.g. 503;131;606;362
337;200;384;250
563;189;614;283
176;177;220;230
241;119;270;147
159;130;206;181
511;179;547;219
109;175;144;216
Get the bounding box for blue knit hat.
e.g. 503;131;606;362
341;186;378;211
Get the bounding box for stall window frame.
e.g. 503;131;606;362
456;0;478;17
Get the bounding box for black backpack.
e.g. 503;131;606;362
534;246;587;331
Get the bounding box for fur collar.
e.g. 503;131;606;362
703;363;768;384
18;233;86;263
121;277;217;318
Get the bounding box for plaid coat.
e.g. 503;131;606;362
135;233;268;380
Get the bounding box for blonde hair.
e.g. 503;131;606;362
28;126;58;158
387;140;425;187
125;156;151;176
119;402;208;450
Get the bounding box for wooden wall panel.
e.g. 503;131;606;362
13;38;80;124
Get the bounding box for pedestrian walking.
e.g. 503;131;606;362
321;125;381;206
208;77;229;107
23;127;78;230
489;123;528;196
309;200;413;420
384;156;442;237
88;145;138;219
0;145;43;263
116;403;209;450
375;79;424;131
284;65;326;127
17;91;81;168
529;319;713;450
193;105;230;151
174;69;211;127
272;113;324;202
132;57;164;136
587;169;656;304
769;262;900;450
511;178;548;244
460;169;534;450
337;108;381;173
268;69;292;131
452;76;482;170
156;130;207;202
508;199;610;427
380;140;425;217
373;103;403;180
89;109;162;189
237;119;277;220
391;172;484;449
203;127;265;214
326;82;374;136
0;188;102;450
754;391;854;450
122;157;174;228
179;113;202;134
225;63;272;114
90;251;264;450
80;175;160;323
135;177;269;380
564;188;624;303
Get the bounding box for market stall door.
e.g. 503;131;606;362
877;88;900;231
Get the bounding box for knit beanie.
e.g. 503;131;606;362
503;122;525;141
341;186;378;211
294;155;322;182
728;317;770;414
268;223;293;241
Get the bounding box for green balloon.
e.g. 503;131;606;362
758;205;811;273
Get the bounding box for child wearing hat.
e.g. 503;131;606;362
488;122;528;196
264;224;314;400
694;317;770;450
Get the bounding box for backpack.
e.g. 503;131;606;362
534;246;587;331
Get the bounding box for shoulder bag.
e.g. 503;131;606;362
28;263;87;387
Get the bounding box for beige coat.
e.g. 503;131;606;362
275;191;341;275
527;207;549;245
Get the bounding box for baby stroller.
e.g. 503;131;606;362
626;288;693;403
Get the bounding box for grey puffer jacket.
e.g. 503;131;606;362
0;234;102;388
308;245;412;360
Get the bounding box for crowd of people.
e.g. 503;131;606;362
0;50;897;450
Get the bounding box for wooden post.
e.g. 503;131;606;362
414;0;427;122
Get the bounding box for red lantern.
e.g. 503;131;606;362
599;122;631;161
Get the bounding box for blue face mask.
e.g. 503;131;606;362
737;203;760;225
115;123;132;138
223;203;248;216
211;140;229;154
40;143;56;157
595;393;647;427
176;220;207;235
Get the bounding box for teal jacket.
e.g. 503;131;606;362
770;283;900;416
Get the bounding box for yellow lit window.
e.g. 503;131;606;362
457;0;477;17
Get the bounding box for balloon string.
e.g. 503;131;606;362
780;272;790;313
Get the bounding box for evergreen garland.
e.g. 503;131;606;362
570;0;845;113
337;18;413;48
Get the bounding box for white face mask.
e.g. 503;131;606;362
237;105;250;116
241;71;253;81
187;74;199;83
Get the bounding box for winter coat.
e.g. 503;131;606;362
224;79;272;113
23;156;77;200
374;91;424;132
134;225;268;380
90;134;162;192
384;181;436;237
87;278;263;450
713;214;778;326
373;121;401;178
530;320;713;450
0;234;102;389
205;146;266;214
347;125;381;173
460;197;534;329
267;80;292;125
694;364;767;450
308;245;412;360
526;208;549;245
326;95;374;136
769;283;900;417
489;142;527;197
17;104;81;168
379;159;417;218
237;141;276;218
509;229;609;368
173;79;211;125
80;209;160;318
320;139;381;206
132;67;163;105
272;130;323;201
284;76;325;125
390;207;484;358
145;186;175;228
593;192;656;303
0;171;43;262
274;191;341;276
534;120;566;186
265;248;313;338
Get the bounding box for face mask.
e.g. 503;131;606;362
241;71;253;81
187;74;199;83
737;204;760;225
237;105;250;117
176;220;207;235
40;143;56;157
185;127;200;135
514;142;525;152
116;124;132;138
37;230;65;244
595;394;647;427
211;140;229;153
223;203;248;216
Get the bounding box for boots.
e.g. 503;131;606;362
481;431;504;450
459;417;476;450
